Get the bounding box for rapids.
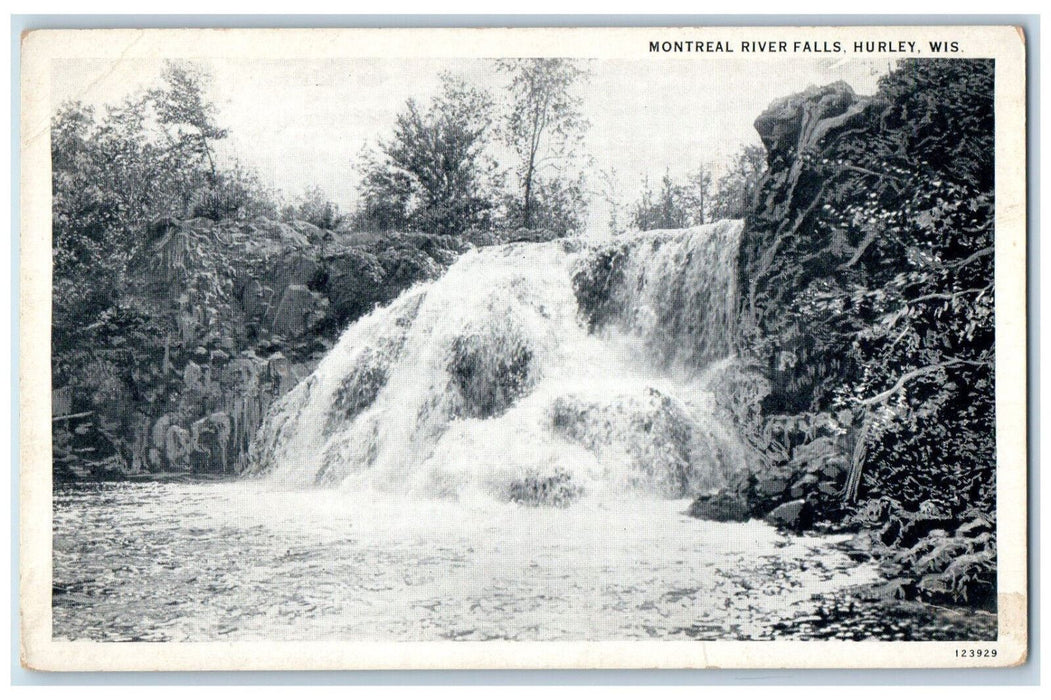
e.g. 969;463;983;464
248;221;750;503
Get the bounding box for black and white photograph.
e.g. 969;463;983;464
18;26;1028;670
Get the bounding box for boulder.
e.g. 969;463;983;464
755;474;790;497
956;515;994;538
289;219;326;245
250;218;312;248
821;456;849;480
916;573;953;600
239;278;271;319
763;499;813;530
506;469;582;508
817;481;842;496
323;248;389;322
151;414;175;452
164;425;193;469
789;473;819;499
183;360;204;393
753;81;869;165
256;250;321;295
865;577;917;602
687;492;751;522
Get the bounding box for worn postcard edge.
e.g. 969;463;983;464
18;25;1029;671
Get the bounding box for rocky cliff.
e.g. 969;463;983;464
699;60;997;608
52;217;470;480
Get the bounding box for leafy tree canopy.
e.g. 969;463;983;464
357;73;502;235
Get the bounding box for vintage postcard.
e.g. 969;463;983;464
19;25;1027;670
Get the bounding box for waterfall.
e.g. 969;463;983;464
572;219;742;369
247;220;749;504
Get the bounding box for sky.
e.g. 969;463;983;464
51;56;889;232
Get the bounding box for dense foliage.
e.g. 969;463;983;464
51;61;269;470
355;60;592;237
356;74;503;235
737;59;996;606
52;62;276;337
282;185;346;230
50;64;470;479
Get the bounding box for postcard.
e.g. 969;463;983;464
19;25;1027;670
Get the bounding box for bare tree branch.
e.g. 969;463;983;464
857;358;990;407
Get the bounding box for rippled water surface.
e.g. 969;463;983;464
53;481;992;642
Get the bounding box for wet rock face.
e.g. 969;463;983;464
328;353;390;427
447;330;535;420
571;241;630;331
550;388;744;498
572;222;743;370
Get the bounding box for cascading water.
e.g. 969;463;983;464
247;220;750;503
572;221;741;368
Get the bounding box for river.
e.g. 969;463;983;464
55;481;893;642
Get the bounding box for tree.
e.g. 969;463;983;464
629;162;725;232
631;171;691;230
52;61;257;247
195;160;279;221
507;171;589;235
709;144;766;220
149;61;228;187
51;62;276;428
357;73;501;234
498;59;591;234
683;164;714;225
598;167;626;236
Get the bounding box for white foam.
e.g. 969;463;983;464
250;222;751;501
